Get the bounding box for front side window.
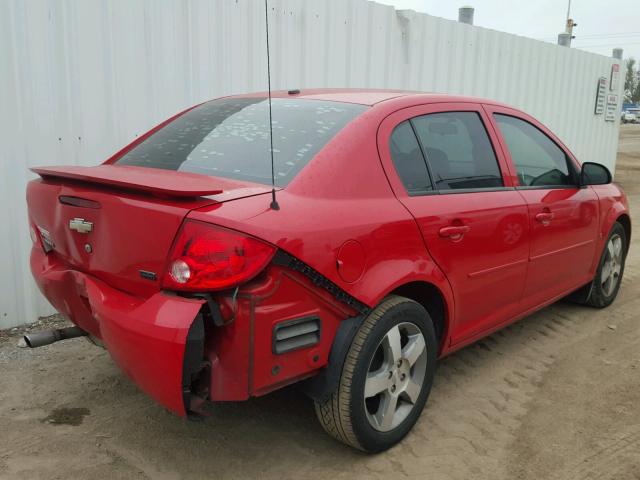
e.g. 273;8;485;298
389;121;433;195
411;111;503;190
494;114;575;187
115;98;367;187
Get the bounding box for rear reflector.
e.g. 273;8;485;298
273;316;321;354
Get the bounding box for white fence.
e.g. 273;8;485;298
0;0;625;328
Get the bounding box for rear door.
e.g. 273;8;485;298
378;103;530;344
486;106;600;307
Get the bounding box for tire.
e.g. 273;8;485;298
314;295;437;452
586;222;628;308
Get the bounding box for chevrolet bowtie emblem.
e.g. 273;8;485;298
69;218;93;234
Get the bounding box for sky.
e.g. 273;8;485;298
376;0;640;62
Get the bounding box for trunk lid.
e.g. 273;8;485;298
27;165;272;297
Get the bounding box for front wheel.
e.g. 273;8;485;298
586;222;628;308
314;296;437;452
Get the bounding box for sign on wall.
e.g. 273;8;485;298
605;94;618;122
595;77;607;115
610;64;620;92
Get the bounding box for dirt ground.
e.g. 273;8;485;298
1;128;639;480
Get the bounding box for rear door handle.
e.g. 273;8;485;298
438;225;470;240
535;212;554;225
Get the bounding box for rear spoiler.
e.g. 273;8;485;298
31;165;224;198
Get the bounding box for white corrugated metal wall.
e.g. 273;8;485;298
0;0;625;328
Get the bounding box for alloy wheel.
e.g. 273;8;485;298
601;234;623;297
364;322;427;432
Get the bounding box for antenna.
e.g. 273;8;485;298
264;0;279;211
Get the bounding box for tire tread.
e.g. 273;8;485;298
314;295;413;451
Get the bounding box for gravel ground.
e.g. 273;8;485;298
1;127;639;480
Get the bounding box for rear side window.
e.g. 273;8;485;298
411;112;503;190
115;98;367;187
493;114;574;187
389;121;433;195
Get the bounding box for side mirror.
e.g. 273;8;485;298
580;162;612;186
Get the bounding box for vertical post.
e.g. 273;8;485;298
561;1;576;48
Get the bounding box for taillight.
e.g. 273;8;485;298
162;220;276;291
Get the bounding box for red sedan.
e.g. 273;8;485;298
26;89;630;452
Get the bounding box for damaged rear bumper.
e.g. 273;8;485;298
30;249;205;416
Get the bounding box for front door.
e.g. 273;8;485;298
488;107;600;308
378;103;530;344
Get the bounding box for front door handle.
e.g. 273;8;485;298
535;211;554;225
439;225;470;240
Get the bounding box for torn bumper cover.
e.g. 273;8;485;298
30;250;205;416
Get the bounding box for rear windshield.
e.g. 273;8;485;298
114;97;367;186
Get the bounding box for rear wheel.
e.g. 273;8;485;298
314;296;437;452
586;222;627;308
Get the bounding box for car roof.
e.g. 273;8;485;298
229;88;513;108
